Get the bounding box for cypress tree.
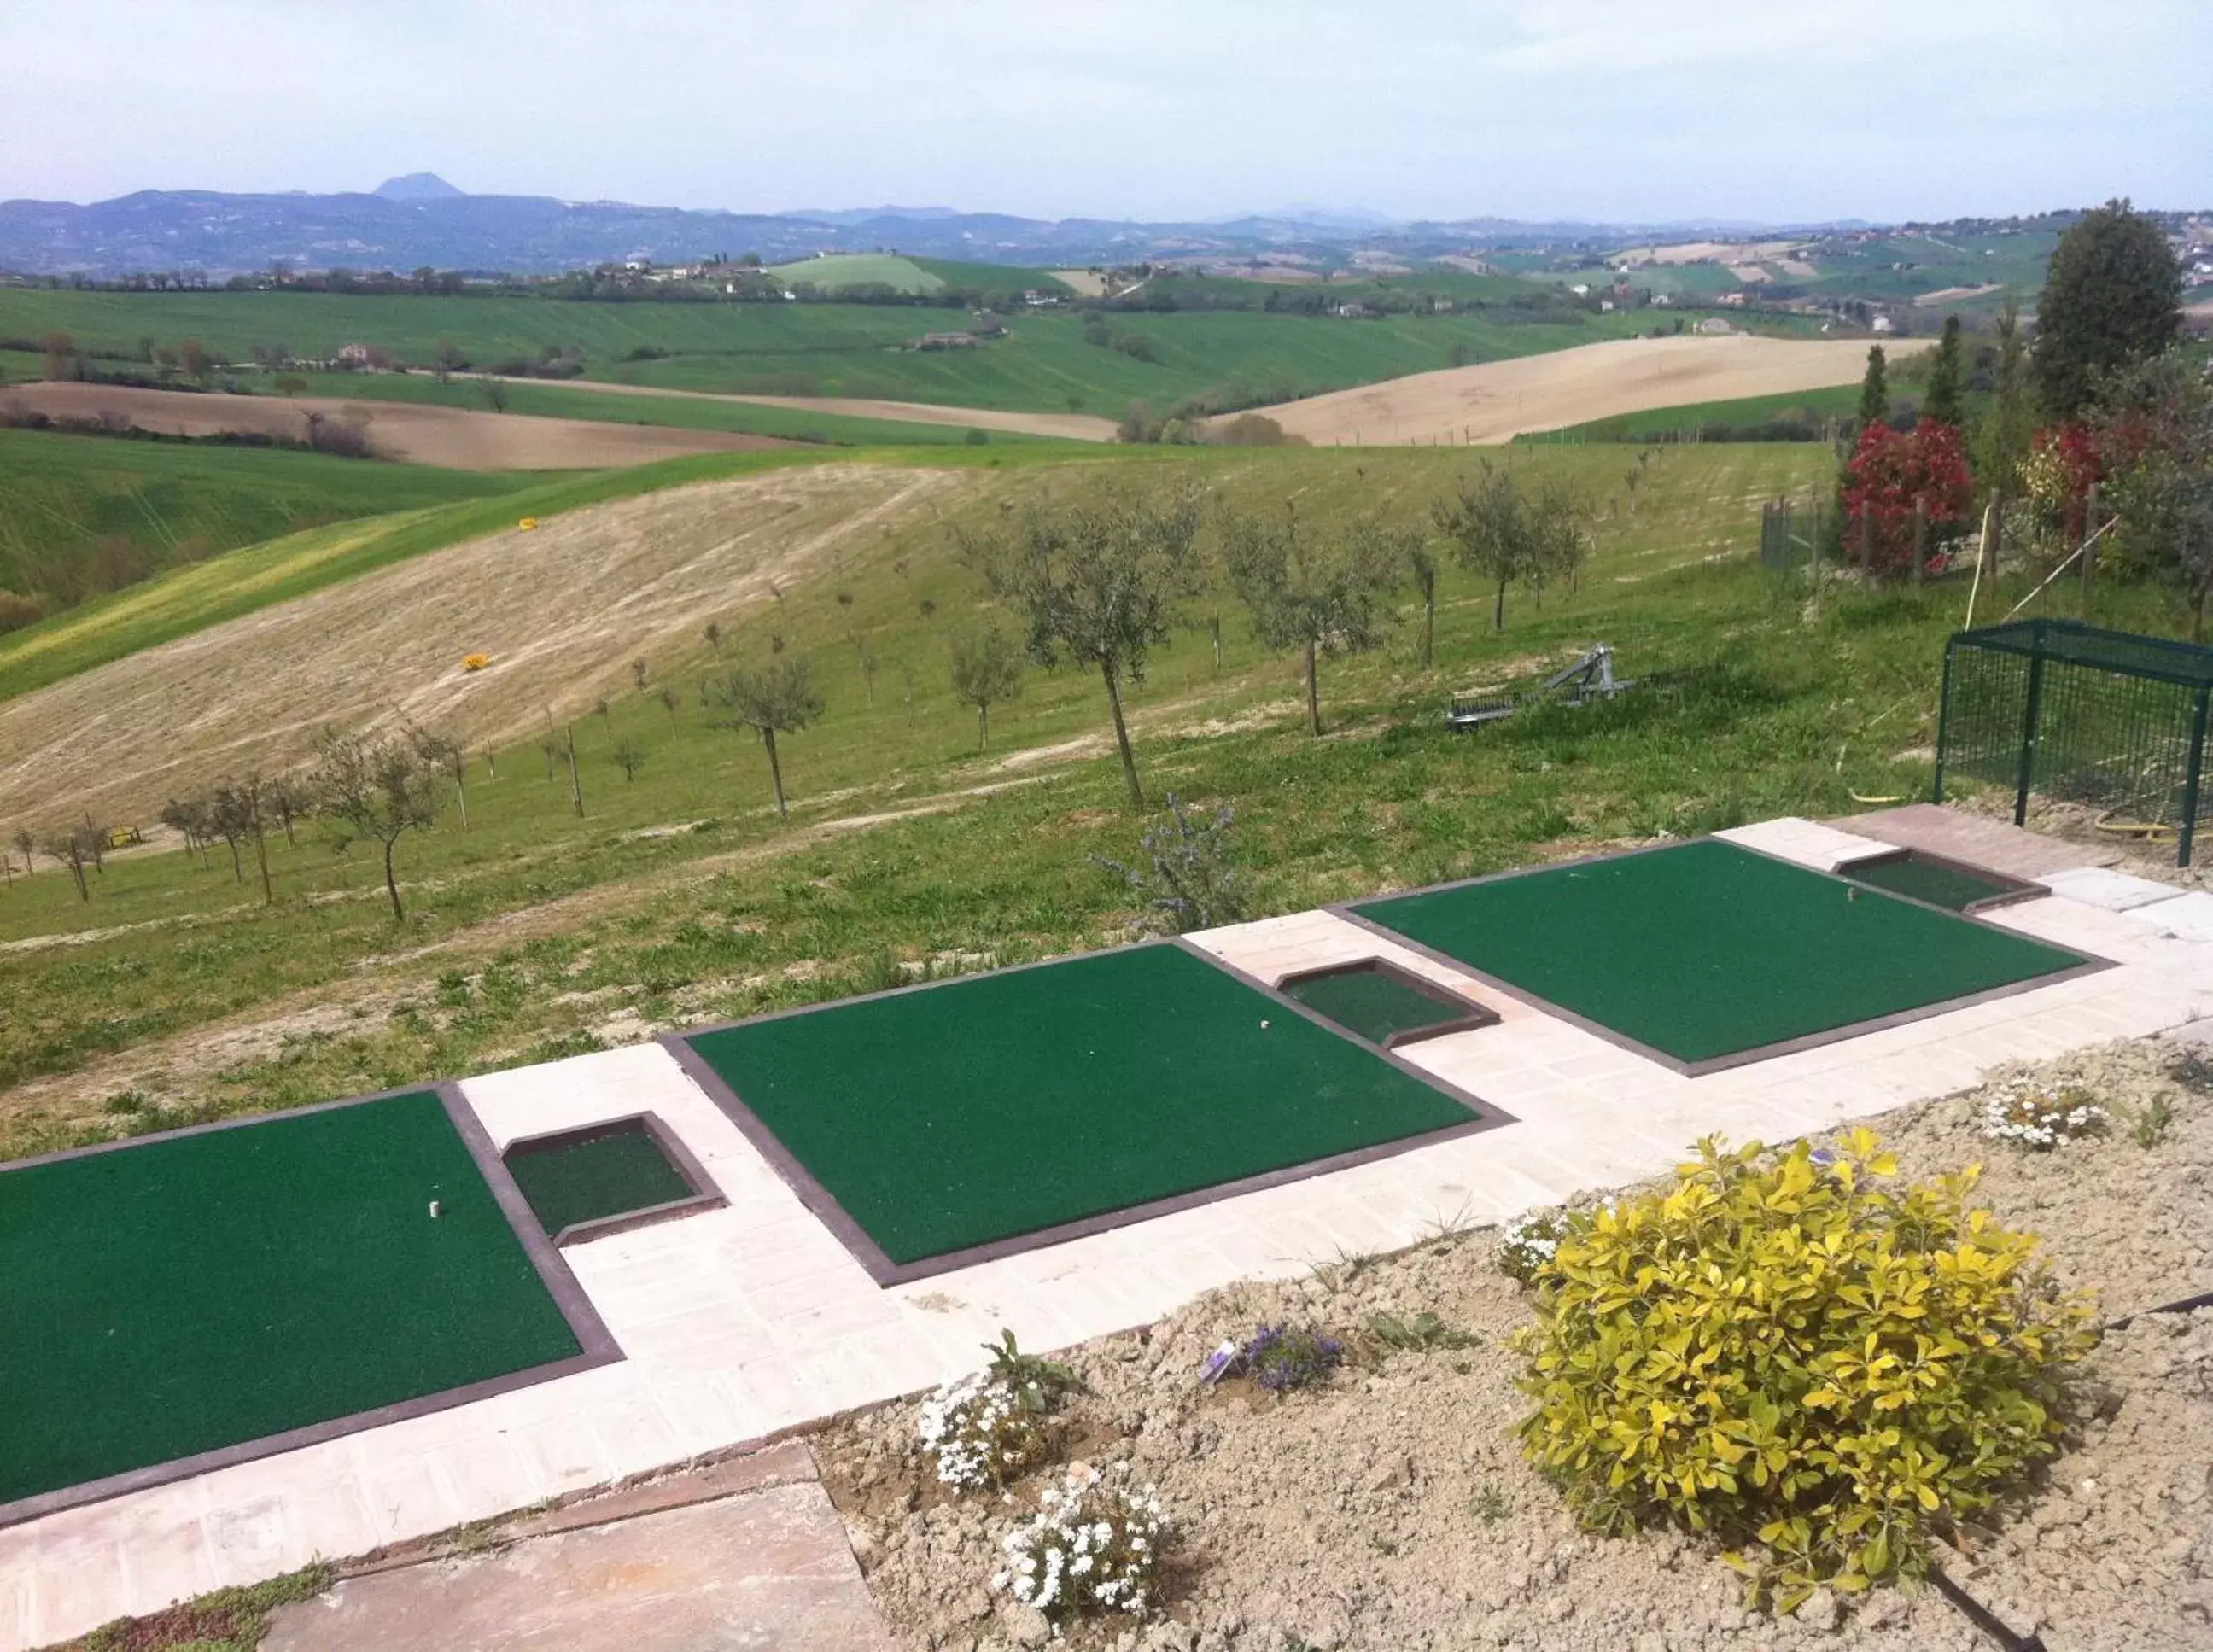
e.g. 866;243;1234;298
1924;315;1965;428
1857;345;1889;429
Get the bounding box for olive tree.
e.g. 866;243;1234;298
312;727;446;922
1221;505;1408;734
1431;463;1589;633
704;657;823;820
960;486;1203;807
948;625;1025;749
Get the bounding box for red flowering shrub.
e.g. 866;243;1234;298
1842;419;1973;579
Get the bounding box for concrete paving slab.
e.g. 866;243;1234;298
2135;891;2213;944
2037;866;2188;912
1827;803;2122;878
263;1478;890;1652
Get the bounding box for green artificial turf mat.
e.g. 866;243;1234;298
0;1091;583;1509
1281;966;1474;1045
682;944;1477;1265
1841;855;2017;912
507;1124;695;1236
1353;839;2088;1066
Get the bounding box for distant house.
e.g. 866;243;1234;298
1568;283;1591;297
1600;300;1616;312
1334;302;1373;318
1717;290;1749;308
1871;313;1896;335
1694;317;1735;336
1021;289;1062;308
916;331;979;350
333;342;377;368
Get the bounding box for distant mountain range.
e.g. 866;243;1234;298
0;174;1887;278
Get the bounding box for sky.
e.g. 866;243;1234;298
3;1;2206;225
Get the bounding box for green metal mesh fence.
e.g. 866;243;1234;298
1935;619;2212;867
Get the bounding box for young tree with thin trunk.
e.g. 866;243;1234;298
312;728;446;923
959;486;1203;808
1221;505;1406;735
656;685;680;729
630;658;649;693
212;776;275;904
610;738;645;782
704;620;722;655
264;773;311;847
10;826;31;878
160;796;213;866
1404;539;1439;669
949;625;1025;749
206;785;252;883
410;726;470;831
1431;464;1589;633
704;658;824;820
44;826;93;902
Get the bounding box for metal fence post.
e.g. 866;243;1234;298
2013;650;2046;828
2181;686;2210;869
1933;638;1956;802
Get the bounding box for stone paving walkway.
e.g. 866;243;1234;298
10;812;2211;1651
262;1442;891;1652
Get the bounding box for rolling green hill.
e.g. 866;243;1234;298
0;287;1655;417
0;429;524;613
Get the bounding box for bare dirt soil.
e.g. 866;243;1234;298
822;1035;2213;1652
1913;284;2004;307
1247;336;1930;447
0;464;979;821
482;375;1119;443
0;381;789;470
1614;240;1808;267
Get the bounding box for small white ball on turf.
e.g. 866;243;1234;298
429;1200;442;1218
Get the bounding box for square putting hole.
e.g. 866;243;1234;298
1276;958;1500;1048
1835;847;2040;914
501;1114;723;1246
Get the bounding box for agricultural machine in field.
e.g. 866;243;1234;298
1447;645;1638;732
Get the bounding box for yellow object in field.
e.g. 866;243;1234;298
106;826;143;849
463;653;491;673
518;517;539;530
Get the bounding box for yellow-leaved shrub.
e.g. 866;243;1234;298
1513;1130;2095;1612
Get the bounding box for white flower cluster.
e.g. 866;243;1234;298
992;1463;1165;1623
1498;1211;1565;1283
1980;1080;2109;1151
916;1373;1039;1492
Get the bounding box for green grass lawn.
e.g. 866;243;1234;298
768;254;947;293
1527;383;1860;444
1350;839;2091;1069
680;943;1480;1270
0;427;526;605
0;286;1659;414
0;1089;586;1511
